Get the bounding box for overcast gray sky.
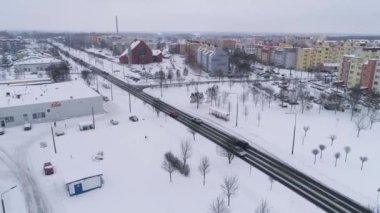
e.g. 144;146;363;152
0;0;379;34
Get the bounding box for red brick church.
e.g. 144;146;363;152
119;40;162;65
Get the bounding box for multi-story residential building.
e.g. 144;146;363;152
296;41;361;71
197;46;229;77
185;40;201;64
243;44;256;55
272;48;297;69
339;48;380;88
220;39;236;51
0;38;23;54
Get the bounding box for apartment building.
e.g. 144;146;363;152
296;41;360;71
272;48;297;69
197;46;229;77
339;48;380;88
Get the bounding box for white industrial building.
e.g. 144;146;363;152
0;81;103;127
13;56;63;73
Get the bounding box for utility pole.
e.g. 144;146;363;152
92;106;95;129
235;96;238;127
110;84;114;101
286;112;297;155
1;185;17;213
377;187;380;213
51;126;57;154
128;92;132;113
96;75;99;91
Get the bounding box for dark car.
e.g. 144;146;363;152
129;116;139;122
43;162;54;175
235;140;250;150
191;117;203;124
169;111;179;118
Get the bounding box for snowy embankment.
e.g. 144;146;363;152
145;81;380;209
3;76;323;213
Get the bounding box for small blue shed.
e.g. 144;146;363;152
63;163;104;196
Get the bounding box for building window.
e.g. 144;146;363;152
0;116;14;123
32;112;46;119
139;49;146;56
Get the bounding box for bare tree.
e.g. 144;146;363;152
344;146;351;162
334;152;341;167
198;156;211;186
218;145;235;164
255;200;271;213
221;175;239;206
257;112;261;127
328;134;337;146
266;88;275;108
209;196;229;213
312;149;319;164
268;176;274;191
348;87;362;120
162;157;176;182
181;140;192;168
319;144;326;159
244;106;249;121
369;110;378;129
359;156;368;171
302;126;310;145
188;128;196;141
353;114;370;137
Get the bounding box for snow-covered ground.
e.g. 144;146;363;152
0;75;325;212
145;81;380;209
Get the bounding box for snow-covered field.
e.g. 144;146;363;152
0;77;324;212
145;81;380;209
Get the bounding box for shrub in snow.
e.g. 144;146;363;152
255;200;271;213
164;152;190;177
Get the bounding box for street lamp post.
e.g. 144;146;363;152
1;185;17;213
377;187;380;213
286;112;297;155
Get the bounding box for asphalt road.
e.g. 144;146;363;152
54;43;372;213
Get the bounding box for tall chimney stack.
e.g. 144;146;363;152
115;16;119;34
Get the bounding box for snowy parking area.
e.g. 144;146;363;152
1;79;323;212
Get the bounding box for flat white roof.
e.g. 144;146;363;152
0;81;101;108
62;160;103;184
14;57;62;66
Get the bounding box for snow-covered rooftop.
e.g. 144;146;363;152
14;57;62;66
152;50;161;56
61;159;103;184
0;81;100;108
130;40;141;50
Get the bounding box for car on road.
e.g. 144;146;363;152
110;119;119;125
169;111;179;118
55;130;65;136
191;117;203;124
0;127;4;135
129;116;139;122
43;162;54;175
24;123;32;131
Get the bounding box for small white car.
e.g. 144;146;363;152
55;130;65;136
24;123;32;131
110;119;119;125
0;127;4;135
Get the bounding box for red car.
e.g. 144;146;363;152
43;162;54;175
169;111;179;118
